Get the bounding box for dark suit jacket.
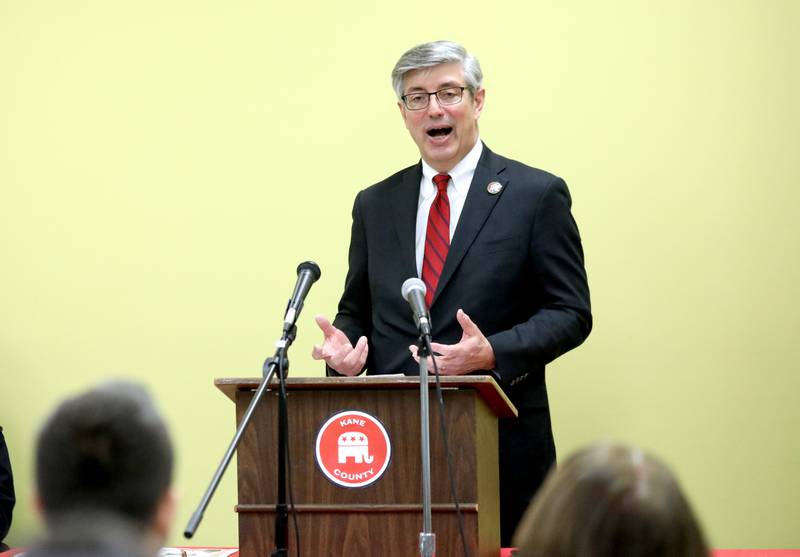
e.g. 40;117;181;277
330;143;591;543
332;144;591;405
0;427;15;549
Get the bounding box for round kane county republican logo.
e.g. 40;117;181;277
315;410;391;488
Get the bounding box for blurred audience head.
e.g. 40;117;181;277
512;442;709;557
35;380;175;550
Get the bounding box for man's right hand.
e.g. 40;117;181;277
311;315;368;376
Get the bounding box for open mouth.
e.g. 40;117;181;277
426;126;453;139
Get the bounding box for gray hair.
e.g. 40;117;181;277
391;40;483;99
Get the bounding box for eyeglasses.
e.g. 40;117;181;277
401;86;467;110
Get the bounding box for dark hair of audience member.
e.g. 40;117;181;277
512;442;709;557
35;381;173;530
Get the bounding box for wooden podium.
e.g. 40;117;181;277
216;376;517;557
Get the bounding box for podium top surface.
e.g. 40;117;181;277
215;375;517;419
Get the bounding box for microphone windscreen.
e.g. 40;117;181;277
401;277;426;302
297;261;321;281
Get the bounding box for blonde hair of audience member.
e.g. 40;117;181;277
512;443;709;557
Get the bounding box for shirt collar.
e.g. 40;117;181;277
420;139;483;197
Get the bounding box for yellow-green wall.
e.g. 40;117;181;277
2;0;798;549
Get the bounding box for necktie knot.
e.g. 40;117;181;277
433;174;450;194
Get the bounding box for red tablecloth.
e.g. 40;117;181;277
4;547;799;557
500;548;800;557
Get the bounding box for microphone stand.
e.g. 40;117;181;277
417;333;435;557
184;324;297;557
269;328;293;557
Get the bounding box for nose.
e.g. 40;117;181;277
425;93;445;116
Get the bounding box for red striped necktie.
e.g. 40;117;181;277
421;173;451;306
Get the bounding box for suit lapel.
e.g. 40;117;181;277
391;162;423;280
432;145;508;305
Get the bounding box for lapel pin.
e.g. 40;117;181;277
487;181;503;195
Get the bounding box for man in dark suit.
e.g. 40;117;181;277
312;40;591;545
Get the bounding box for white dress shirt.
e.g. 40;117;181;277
415;139;484;276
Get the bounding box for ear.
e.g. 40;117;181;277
472;88;485;120
33;491;48;525
152;488;177;543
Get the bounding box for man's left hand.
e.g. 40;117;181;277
408;309;496;375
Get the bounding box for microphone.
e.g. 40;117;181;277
401;278;432;337
283;261;322;333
